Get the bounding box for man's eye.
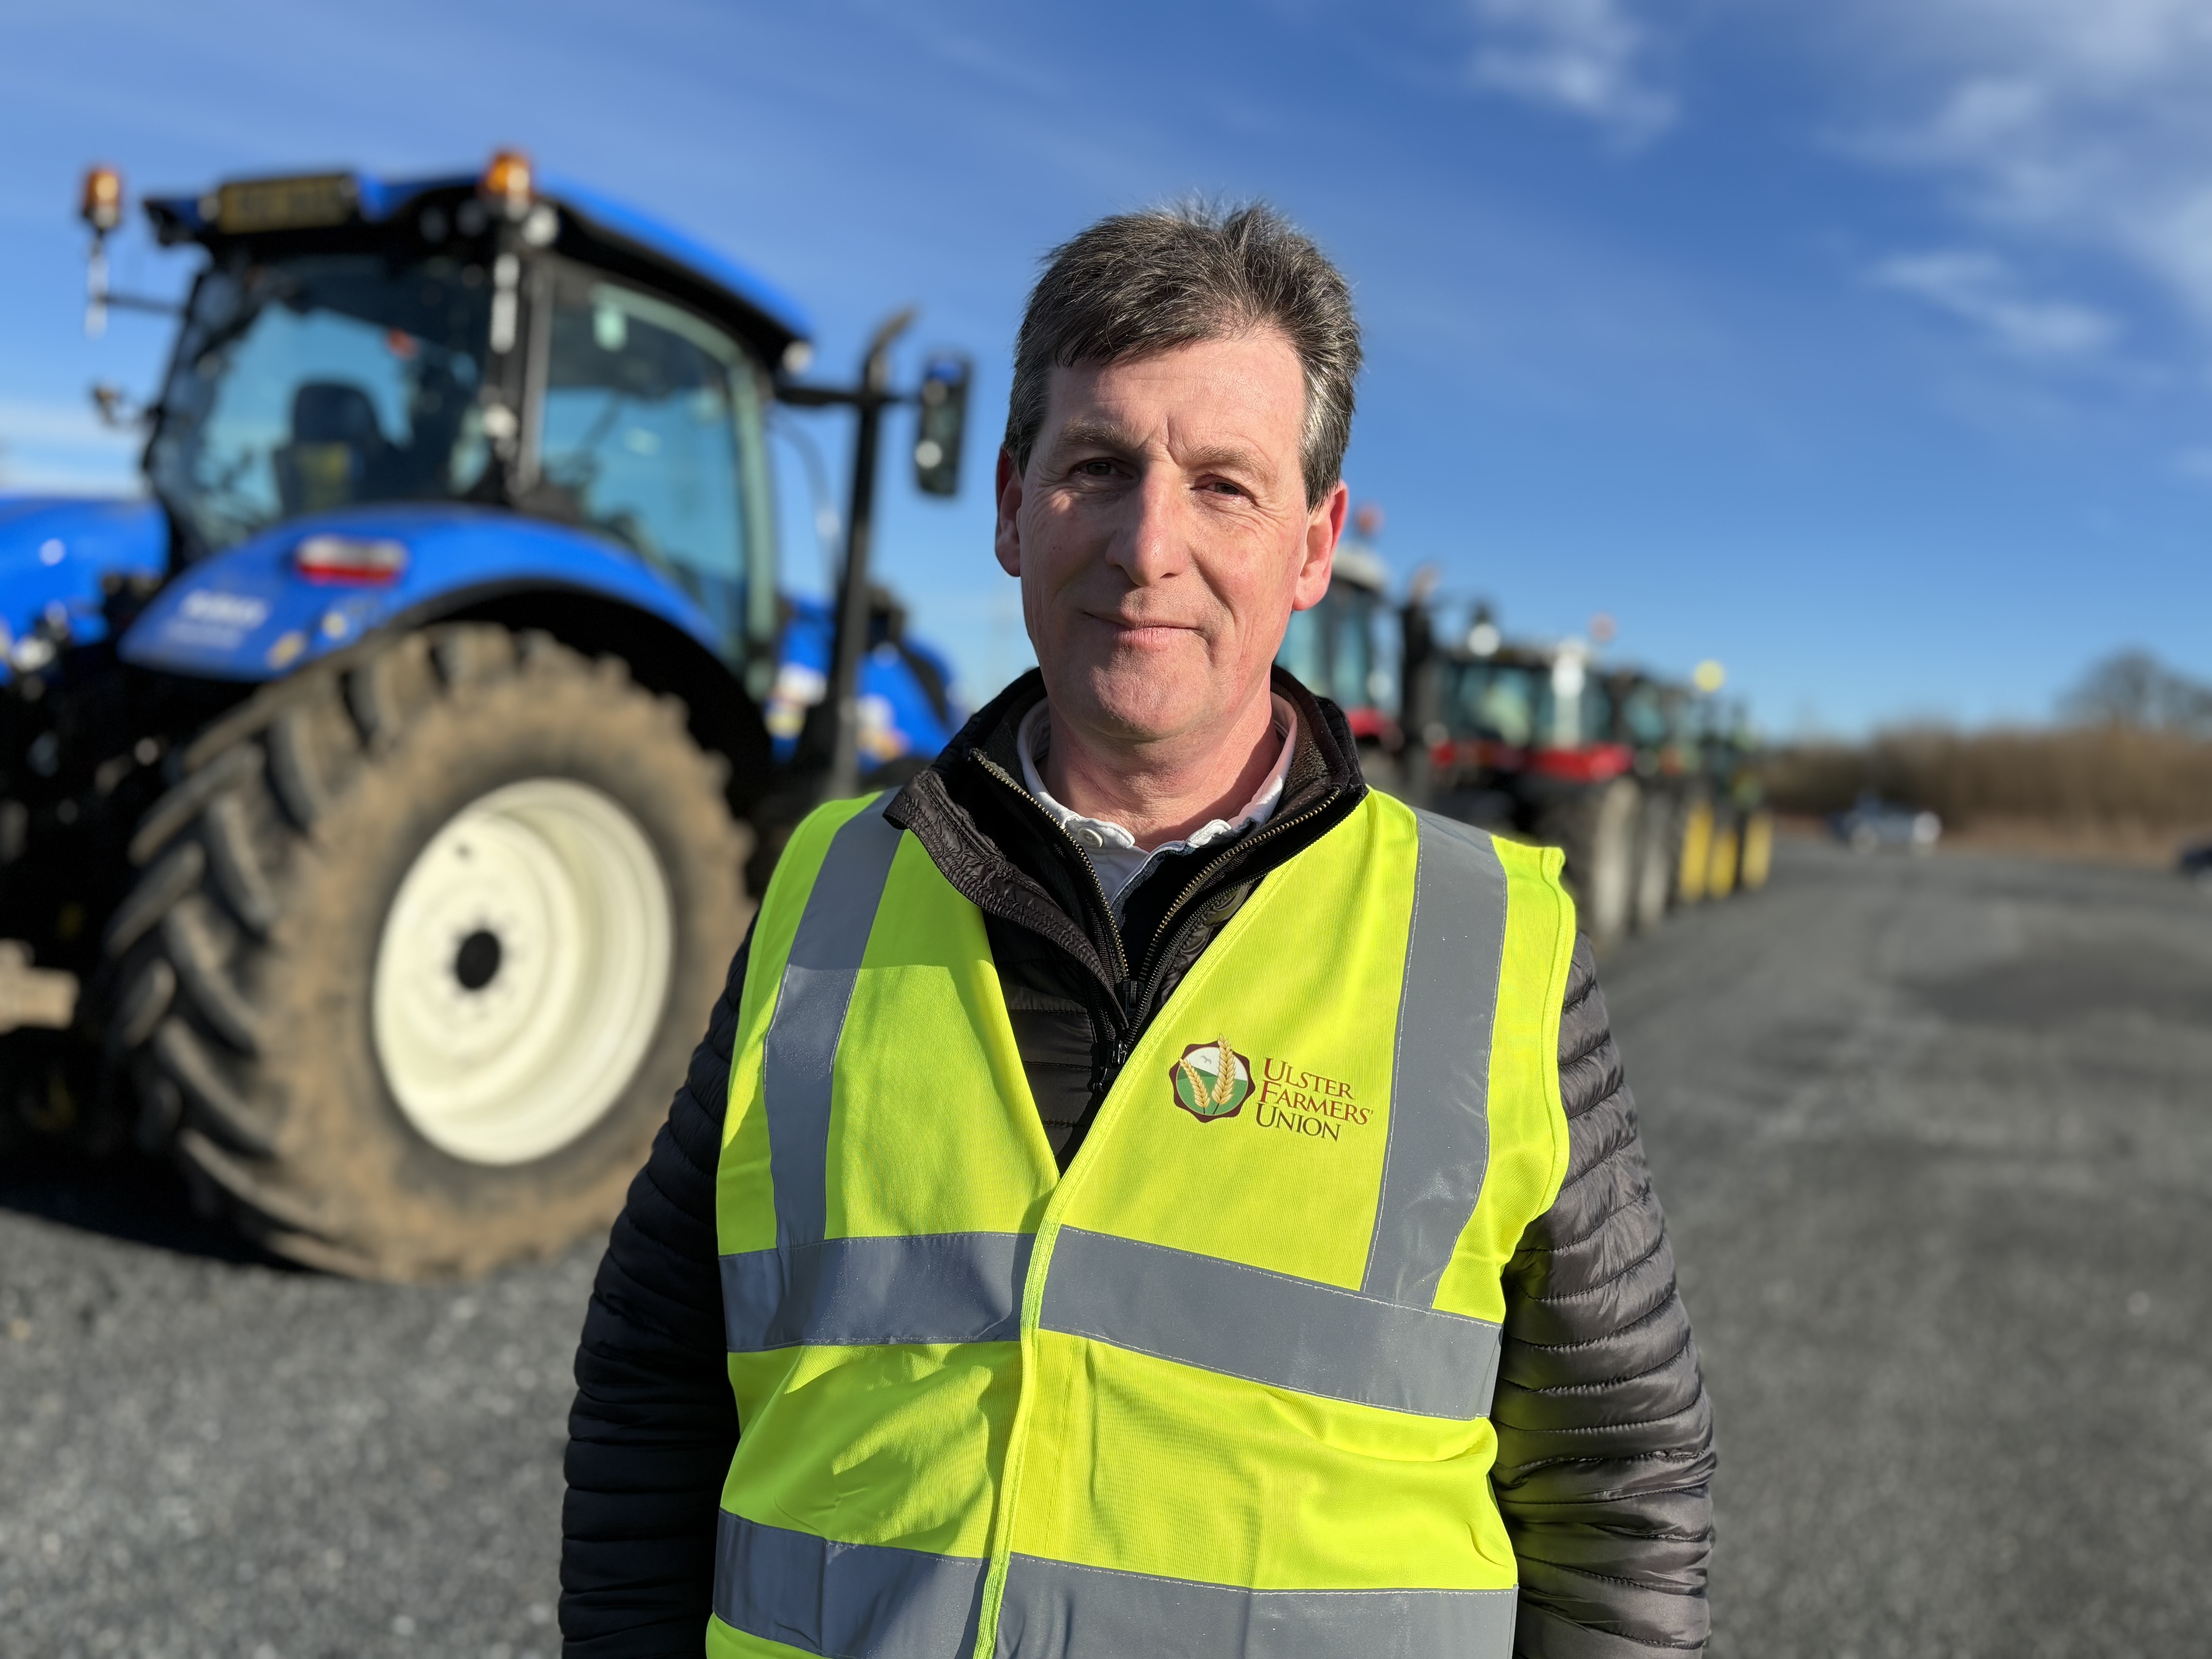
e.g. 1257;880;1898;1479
1077;459;1118;477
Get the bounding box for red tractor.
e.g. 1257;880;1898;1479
1427;629;1644;948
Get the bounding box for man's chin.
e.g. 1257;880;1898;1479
1051;665;1216;747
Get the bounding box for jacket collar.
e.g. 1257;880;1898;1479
932;664;1360;805
885;666;1367;992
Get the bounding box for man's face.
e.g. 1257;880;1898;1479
994;329;1348;750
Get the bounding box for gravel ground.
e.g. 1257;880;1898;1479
0;1159;597;1659
1607;839;2212;1659
3;836;2209;1657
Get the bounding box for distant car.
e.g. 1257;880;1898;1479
1831;793;1941;854
2181;841;2212;892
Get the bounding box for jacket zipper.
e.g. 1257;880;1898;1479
974;756;1143;1062
978;750;1343;1062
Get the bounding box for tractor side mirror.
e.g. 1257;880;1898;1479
912;354;970;498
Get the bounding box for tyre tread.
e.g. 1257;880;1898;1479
154;1018;278;1156
201;792;281;936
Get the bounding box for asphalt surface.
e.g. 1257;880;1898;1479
4;836;2210;1658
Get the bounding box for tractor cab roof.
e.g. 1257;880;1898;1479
143;166;814;368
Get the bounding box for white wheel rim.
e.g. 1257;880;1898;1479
371;778;674;1165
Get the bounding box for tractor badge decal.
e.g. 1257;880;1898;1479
1171;1037;1252;1122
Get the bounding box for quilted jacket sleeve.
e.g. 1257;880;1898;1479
560;933;749;1657
1494;936;1717;1657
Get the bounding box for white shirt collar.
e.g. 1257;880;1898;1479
1016;695;1298;917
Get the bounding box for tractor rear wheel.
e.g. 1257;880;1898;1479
1630;790;1675;935
103;624;752;1280
1705;807;1742;900
1536;776;1640;950
1738;807;1775;891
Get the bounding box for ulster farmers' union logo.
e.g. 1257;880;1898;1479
1171;1036;1253;1121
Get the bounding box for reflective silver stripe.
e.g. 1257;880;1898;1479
765;803;904;1248
722;1232;1033;1351
1039;1227;1499;1419
994;1554;1517;1659
713;1510;983;1659
1362;812;1510;1306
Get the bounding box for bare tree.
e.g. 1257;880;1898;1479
2060;650;2212;735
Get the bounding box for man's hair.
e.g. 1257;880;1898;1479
1005;201;1361;508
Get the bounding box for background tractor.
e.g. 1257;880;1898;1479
1274;506;1406;783
1598;666;1701;933
1427;627;1644;948
0;155;969;1279
1697;699;1774;899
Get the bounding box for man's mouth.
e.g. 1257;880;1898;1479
1087;613;1199;646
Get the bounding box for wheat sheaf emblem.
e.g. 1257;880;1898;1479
1171;1036;1250;1121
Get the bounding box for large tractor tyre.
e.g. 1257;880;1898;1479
1536;776;1641;951
1705;806;1742;901
1738;807;1775;891
1630;791;1676;935
102;625;753;1281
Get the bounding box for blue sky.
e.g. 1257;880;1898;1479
3;0;2209;733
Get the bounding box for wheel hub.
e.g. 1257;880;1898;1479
453;928;503;992
371;778;674;1165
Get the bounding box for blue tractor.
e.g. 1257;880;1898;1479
0;154;969;1278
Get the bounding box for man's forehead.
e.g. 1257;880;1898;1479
1042;331;1305;449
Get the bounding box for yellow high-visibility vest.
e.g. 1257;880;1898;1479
711;786;1577;1659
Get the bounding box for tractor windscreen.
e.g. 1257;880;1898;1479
1449;660;1542;748
149;252;494;553
1449;658;1616;751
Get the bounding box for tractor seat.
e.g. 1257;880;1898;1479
273;381;389;515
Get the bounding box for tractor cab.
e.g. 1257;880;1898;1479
1434;636;1630;788
1277;542;1398;745
133;159;804;682
1605;670;1697;784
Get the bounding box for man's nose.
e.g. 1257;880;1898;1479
1110;466;1191;587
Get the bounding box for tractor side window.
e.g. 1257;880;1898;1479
1623;685;1669;747
1278;608;1326;690
1581;681;1615;746
539;282;764;645
1327;592;1378;713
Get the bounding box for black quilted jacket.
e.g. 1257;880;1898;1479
561;672;1715;1657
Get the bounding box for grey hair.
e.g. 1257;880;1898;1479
1004;200;1362;508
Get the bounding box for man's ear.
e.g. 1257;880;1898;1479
994;447;1024;578
1291;479;1350;611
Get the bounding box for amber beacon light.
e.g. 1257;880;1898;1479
81;165;124;233
481;149;534;217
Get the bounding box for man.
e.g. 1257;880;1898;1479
562;203;1714;1659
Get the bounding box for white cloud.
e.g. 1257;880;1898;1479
0;397;142;496
1842;0;2212;330
0;397;127;448
1467;0;1674;144
1870;250;2120;359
